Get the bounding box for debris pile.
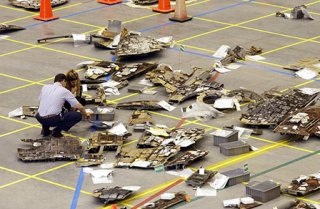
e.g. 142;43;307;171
240;89;319;126
115;29;165;59
186;168;217;187
116;145;180;168
274;199;318;209
9;0;69;10
165;150;208;170
128;110;154;126
146;64;223;103
17;137;83;161
283;172;320;196
283;57;320;74
276;5;314;20
274;106;320;139
223;197;261;209
137;127;205;148
93;186;134;205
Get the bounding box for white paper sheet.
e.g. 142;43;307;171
0;35;10;40
142;90;157;95
226;63;242;70
300;88;320;95
100;163;114;169
210;129;233;137
8;107;23;118
82;84;88;92
223;198;240;207
296;68;318;80
102;80;121;88
215;67;231;73
92;177;113;184
247;55;266;61
214;98;235;109
72;34;87;41
313;63;320;68
195;187;217;196
139;79;154;87
131;160;151;168
90;169;113;178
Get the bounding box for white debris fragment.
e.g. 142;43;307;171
8;107;23;118
247;55;266;61
158;100;176;111
166;168;194;178
209;173;229;189
181;102;224;121
296;68;318;80
213;45;230;59
108;122;127;136
195;187;217;197
160;193;175;200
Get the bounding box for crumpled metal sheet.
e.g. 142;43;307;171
283;173;320;197
0;24;25;33
116;145;180;168
9;0;69;10
128;110;154;125
93;186;133;205
115;30;165;59
146;65;224;103
116;100;163;110
17;137;83;161
240;89;319;126
185;169;217;187
165;150;208;170
274;106;320;138
137;127;205;148
112;62;158;82
133;0;157;5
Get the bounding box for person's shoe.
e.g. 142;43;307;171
51;130;63;138
41;128;51;137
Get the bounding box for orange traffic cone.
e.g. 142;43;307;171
111;204;117;209
97;0;122;5
169;0;192;22
34;0;59;21
152;0;174;13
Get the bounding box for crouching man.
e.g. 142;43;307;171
36;73;91;138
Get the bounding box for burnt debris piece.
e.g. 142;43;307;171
82;61;123;80
283;172;320;196
76;132;127;167
17;137;83;162
276;5;314;20
112;62;158;82
128;110;154;126
116;145;180;168
133;0;157;5
240;89;320;126
0;24;25;33
146;65;223;103
116;100;163;110
165;150;208;170
93;186;134;205
9;0;69;10
220;45;263;66
223;197;262;209
142;192;187;209
227;89;265;104
283;57;320;73
274;199;318;209
274;106;320;139
115;29;165;59
137;127;205;148
185;169;217;187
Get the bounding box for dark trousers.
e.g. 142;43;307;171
36;112;82;133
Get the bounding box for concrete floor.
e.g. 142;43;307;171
0;0;320;209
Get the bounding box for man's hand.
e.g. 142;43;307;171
85;111;92;120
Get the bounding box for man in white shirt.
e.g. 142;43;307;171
36;74;91;137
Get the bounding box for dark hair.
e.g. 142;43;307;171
54;73;67;83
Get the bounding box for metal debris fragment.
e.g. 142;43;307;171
240;89;319;126
0;24;25;33
283;57;320;73
128;110;154;126
274;199;318;209
283;172;320;196
141;192;187;209
276;5;314;20
146;65;223;103
17;137;83;162
137;127;205;148
185;169;217;187
165;150;208;170
116;145;180;168
274;106;320;139
112;62;158;82
115;29;165;59
116;100;163;110
93;186;134;205
9;0;69;10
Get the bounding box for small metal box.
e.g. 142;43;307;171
219;140;250;156
246;180;281;202
212;129;238;146
221;168;250;187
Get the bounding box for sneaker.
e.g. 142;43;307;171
52;130;63;138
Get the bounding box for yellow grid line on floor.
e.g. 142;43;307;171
177;0;320;43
